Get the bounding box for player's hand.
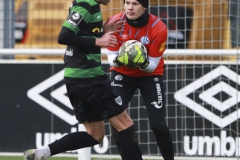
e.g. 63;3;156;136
130;55;149;69
127;45;148;68
103;17;124;34
96;32;118;47
113;55;124;67
137;58;149;69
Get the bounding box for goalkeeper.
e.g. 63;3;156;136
106;0;174;160
23;0;143;160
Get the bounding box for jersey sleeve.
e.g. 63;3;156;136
63;3;91;34
148;20;168;57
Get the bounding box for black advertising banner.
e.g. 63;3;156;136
0;62;240;157
170;64;240;157
149;6;193;49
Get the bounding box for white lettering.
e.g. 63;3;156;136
221;130;235;156
67;19;76;26
198;136;220;156
65;48;73;56
184;136;198;155
93;136;109;154
235;137;240;156
184;130;238;157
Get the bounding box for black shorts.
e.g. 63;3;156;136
65;75;125;123
110;70;166;126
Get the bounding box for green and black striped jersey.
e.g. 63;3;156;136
62;0;105;82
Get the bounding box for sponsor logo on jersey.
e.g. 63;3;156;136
159;42;166;52
65;48;73;56
140;36;150;45
151;82;163;109
121;34;129;40
92;27;100;33
115;96;123;105
111;81;123;87
151;101;163;109
153;77;159;82
115;75;123;81
67;11;83;28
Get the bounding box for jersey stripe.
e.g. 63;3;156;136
64;67;105;78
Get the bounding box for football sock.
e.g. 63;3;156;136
115;125;143;160
48;132;99;156
111;125;124;158
35;146;51;160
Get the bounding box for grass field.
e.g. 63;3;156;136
0;156;160;160
0;156;121;160
0;156;77;160
1;155;239;160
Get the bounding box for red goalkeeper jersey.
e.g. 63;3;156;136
107;12;167;77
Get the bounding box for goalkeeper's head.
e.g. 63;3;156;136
123;0;149;9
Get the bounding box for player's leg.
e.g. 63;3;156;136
46;82;105;155
23;121;103;160
108;109;142;160
23;82;106;160
139;75;174;160
48;121;104;156
109;70;137;159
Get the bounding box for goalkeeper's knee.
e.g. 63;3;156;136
152;122;171;140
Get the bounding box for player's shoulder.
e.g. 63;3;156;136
75;0;98;6
149;14;167;31
110;12;126;22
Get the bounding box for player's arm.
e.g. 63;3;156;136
106;42;127;67
106;49;120;67
140;23;167;73
58;3;99;47
105;16;123;67
58;27;95;47
139;56;160;72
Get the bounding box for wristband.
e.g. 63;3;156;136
139;59;149;69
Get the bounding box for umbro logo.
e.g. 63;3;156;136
27;70;78;125
174;65;240;128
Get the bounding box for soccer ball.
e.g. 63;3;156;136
118;40;147;68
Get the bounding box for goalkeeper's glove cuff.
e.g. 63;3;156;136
113;56;123;67
139;59;149;69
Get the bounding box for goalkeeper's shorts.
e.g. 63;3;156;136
65;75;125;123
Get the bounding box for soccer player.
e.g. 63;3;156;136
23;0;143;160
106;0;175;160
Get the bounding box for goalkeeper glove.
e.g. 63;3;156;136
138;58;149;69
127;45;149;69
113;55;124;67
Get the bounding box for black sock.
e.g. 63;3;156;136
117;125;143;160
111;125;124;158
48;132;99;156
153;124;174;160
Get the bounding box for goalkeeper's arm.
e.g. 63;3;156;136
139;56;161;73
106;50;122;67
